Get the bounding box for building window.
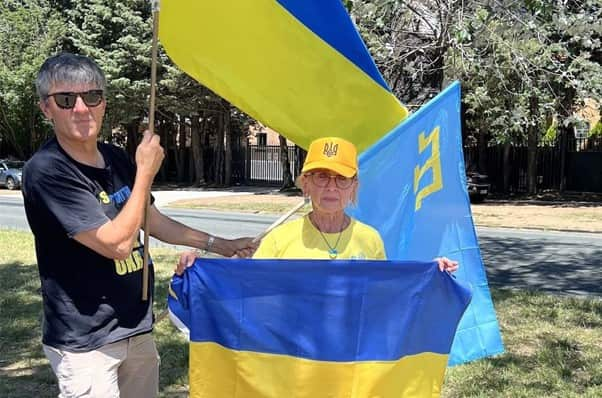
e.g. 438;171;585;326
257;132;267;146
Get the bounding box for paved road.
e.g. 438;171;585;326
1;194;600;297
478;228;601;296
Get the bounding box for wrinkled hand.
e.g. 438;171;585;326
434;257;459;273
135;130;164;179
224;237;259;258
174;250;197;276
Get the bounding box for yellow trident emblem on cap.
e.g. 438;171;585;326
322;142;339;157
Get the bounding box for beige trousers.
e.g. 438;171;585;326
43;332;160;398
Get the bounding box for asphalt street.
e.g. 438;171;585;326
1;194;600;297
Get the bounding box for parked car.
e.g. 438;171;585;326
0;159;24;190
466;171;490;203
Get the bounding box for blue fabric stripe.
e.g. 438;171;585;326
169;258;472;362
276;0;390;91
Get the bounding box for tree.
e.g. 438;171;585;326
0;0;64;158
278;134;294;189
448;0;601;193
64;0;155;148
347;0;465;106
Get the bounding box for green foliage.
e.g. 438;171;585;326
63;0;154;133
447;0;601;146
347;0;600;148
590;121;602;137
542;121;558;144
0;0;64;158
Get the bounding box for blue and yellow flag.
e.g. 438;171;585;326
159;0;407;151
169;258;472;398
348;82;504;365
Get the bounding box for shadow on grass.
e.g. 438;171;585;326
0;364;57;398
0;261;58;398
152;255;190;396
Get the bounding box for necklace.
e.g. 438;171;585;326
311;214;347;259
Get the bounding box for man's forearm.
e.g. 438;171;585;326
75;173;153;260
148;207;231;256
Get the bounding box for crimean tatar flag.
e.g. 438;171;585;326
159;0;407;151
348;82;505;365
168;258;472;398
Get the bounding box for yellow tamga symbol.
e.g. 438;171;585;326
413;127;443;211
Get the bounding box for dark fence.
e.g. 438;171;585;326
241;138;602;192
464;136;602;193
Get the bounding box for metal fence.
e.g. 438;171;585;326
464;136;602;193
244;145;304;185
242;138;602;192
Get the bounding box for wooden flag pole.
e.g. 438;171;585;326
142;0;160;301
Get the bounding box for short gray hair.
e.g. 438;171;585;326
36;53;106;100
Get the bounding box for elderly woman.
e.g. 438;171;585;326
253;137;385;260
253;136;458;273
176;137;457;272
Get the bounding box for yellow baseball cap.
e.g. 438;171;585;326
301;137;358;178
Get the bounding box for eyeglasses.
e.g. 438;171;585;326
46;90;104;109
305;172;355;189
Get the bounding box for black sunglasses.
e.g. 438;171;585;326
46;90;104;109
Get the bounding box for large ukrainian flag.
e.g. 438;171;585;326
159;0;407;151
168;258;472;398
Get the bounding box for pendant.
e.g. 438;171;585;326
328;249;338;259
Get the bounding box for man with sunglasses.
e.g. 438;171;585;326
22;53;257;397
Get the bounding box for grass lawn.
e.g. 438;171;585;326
1;229;600;397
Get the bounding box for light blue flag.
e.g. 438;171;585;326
348;81;504;365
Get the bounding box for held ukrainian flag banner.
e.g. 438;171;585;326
168;258;472;398
159;0;407;151
348;82;505;365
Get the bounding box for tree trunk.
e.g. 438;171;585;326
527;96;539;194
175;116;187;182
477;128;487;174
279;135;294;189
557;87;576;192
224;105;232;186
214;111;225;185
191;113;205;186
125;119;140;160
156;119;167;182
503;142;511;192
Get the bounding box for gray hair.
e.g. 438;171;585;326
36;53;106;100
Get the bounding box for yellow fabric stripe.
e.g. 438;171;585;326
190;341;446;398
160;0;407;151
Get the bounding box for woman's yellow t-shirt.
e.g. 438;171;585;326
253;215;386;260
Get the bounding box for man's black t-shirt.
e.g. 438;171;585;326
23;138;154;352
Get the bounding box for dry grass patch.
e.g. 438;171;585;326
171;194;602;232
471;203;602;232
171;193;304;213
